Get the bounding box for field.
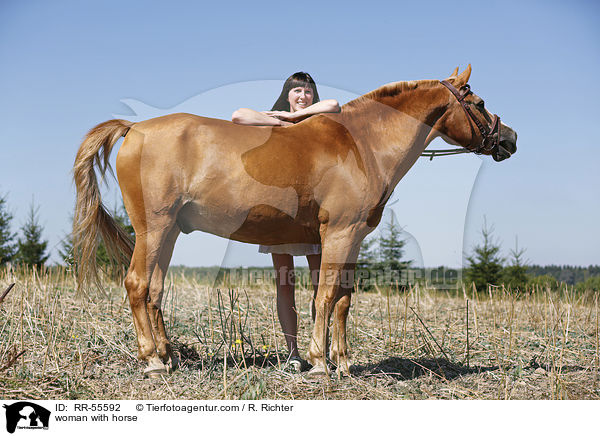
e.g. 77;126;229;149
1;266;599;400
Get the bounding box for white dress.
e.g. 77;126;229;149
258;243;321;256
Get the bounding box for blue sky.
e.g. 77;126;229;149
0;0;598;267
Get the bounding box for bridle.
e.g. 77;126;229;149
440;80;500;155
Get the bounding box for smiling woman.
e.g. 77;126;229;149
231;71;341;370
232;72;340;125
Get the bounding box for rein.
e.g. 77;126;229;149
420;148;470;160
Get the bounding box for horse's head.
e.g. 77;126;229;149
434;65;517;161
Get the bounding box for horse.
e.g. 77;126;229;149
73;65;517;377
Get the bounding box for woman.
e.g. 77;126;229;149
232;72;340;370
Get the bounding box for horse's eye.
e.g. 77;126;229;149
476;100;485;109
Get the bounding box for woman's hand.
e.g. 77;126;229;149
266;100;341;123
232;108;291;126
261;110;298;122
232;99;340;127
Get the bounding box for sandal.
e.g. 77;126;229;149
286;356;305;372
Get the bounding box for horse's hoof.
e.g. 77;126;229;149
143;356;169;378
143;368;168;379
306;364;329;378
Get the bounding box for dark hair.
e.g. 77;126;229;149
271;72;321;111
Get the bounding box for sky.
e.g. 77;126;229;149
0;0;598;268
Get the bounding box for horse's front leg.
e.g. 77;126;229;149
307;231;360;376
330;280;353;376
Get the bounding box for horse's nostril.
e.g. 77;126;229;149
500;140;516;154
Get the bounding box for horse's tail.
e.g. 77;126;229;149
73;119;135;289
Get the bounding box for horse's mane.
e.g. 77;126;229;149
342;79;440;112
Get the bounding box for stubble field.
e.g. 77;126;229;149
1;266;599;400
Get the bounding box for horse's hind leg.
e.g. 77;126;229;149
124;218;177;378
147;225;180;373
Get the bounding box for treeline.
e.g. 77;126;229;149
462;219;599;292
169;217;600;293
357;217;600;292
0;190;134;272
525;265;600;285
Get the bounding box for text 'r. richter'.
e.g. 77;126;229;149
260;403;294;412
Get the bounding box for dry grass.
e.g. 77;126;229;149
0;265;598;400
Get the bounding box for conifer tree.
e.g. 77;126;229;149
502;237;529;290
356;236;378;290
58;232;74;266
464;219;504;292
379;214;411;272
357;236;377;271
15;202;49;268
0;192;17;265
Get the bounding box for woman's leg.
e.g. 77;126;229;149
272;253;299;358
306;253;322;323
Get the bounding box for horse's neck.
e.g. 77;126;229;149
339;82;447;187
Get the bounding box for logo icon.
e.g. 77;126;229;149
3;402;50;433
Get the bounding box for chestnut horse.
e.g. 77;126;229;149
73;65;517;377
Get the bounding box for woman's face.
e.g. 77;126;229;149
287;86;314;112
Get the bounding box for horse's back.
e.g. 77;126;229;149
127;112;275;154
116;112;275;186
116;112;377;239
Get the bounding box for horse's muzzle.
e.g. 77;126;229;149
492;139;516;161
492;123;517;162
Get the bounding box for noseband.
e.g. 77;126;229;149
440;80;500;154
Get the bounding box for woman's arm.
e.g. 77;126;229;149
231;108;291;126
264;99;341;123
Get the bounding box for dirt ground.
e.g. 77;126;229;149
1;268;598;400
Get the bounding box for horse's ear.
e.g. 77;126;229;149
443;66;460;82
455;64;472;86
